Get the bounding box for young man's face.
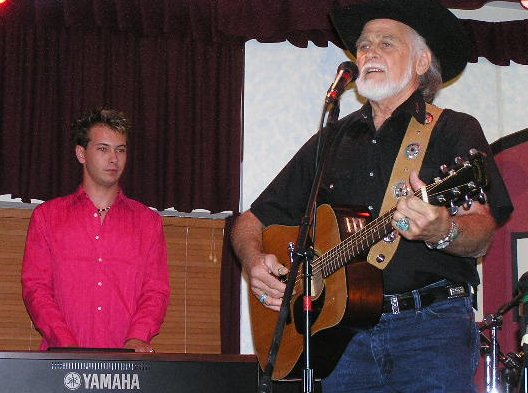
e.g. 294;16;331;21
75;124;127;188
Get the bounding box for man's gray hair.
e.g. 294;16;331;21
412;31;443;103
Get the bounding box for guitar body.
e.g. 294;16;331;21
250;204;384;380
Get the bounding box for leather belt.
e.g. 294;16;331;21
383;283;471;314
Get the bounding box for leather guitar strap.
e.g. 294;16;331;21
367;103;443;270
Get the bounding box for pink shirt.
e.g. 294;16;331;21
22;188;170;350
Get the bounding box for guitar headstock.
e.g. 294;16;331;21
426;149;488;213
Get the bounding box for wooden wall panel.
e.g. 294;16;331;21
0;210;33;350
0;207;226;354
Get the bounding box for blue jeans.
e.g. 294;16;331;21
321;295;480;393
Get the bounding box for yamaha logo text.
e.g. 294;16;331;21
64;372;140;391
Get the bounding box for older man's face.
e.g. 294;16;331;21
354;19;421;103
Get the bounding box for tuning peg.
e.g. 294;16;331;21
436;194;446;204
478;189;488;204
440;164;449;174
469;148;479;157
463;195;473;210
448;201;459;216
454;156;465;166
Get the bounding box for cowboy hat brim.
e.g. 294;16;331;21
330;0;472;83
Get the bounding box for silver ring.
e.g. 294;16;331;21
259;293;268;304
396;216;410;232
277;267;284;276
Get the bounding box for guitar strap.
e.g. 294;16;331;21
367;103;443;270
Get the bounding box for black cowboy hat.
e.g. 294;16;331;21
330;0;472;83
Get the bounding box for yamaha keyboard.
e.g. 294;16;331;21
0;351;259;393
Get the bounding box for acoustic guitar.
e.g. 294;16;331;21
250;150;488;380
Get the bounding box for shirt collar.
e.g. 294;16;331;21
358;90;427;125
73;186;126;208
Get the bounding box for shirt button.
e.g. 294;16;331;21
97;306;102;311
371;139;377;144
93;213;98;218
98;257;103;262
95;235;99;240
97;282;102;287
368;205;374;211
369;171;374;177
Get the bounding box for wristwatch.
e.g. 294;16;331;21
425;220;460;250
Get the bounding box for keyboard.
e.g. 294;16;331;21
0;351;258;393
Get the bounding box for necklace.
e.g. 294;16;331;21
97;206;111;216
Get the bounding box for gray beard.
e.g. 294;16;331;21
356;68;414;102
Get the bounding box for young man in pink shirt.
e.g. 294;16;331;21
22;108;170;353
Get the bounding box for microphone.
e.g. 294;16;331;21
498;272;528;315
325;61;359;105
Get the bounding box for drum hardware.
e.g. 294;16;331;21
480;311;524;392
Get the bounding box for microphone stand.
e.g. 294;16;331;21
256;97;343;393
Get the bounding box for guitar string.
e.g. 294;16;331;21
289;205;396;293
313;181;462;277
308;190;416;278
288;203;395;292
302;181;472;287
289;171;472;290
314;205;396;277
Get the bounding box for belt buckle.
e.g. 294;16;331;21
447;284;467;299
390;296;400;314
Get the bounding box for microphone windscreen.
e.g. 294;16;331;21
338;61;359;82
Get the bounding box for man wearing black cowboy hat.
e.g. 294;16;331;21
232;0;513;391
